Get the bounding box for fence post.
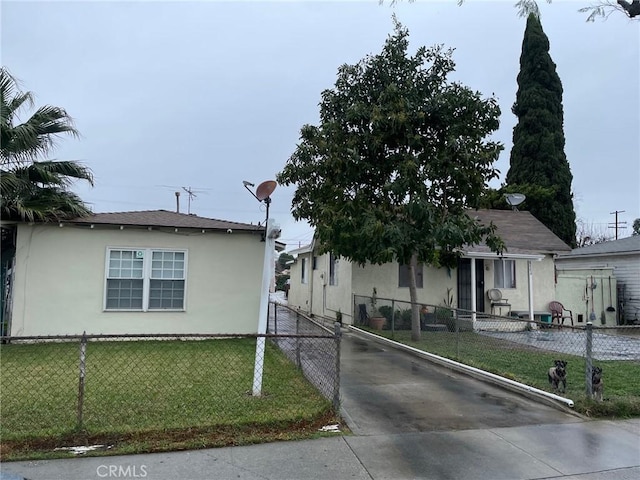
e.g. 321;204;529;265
274;302;278;334
333;322;342;411
76;331;87;430
296;311;301;368
585;322;593;397
455;309;460;360
391;299;395;336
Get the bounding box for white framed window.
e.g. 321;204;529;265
105;248;187;311
329;253;338;286
494;259;516;289
301;258;308;284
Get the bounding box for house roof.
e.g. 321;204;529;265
63;210;263;232
466;209;571;256
287;209;570;259
557;235;640;258
288;244;314;255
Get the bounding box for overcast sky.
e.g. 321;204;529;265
2;0;638;249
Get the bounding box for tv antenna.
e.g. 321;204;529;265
181;186;199;214
158;185;211;214
505;193;526;211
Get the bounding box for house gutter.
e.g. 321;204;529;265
348;326;575;409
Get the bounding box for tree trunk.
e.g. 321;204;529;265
409;253;421;341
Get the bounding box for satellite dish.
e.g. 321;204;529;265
256;180;277;201
505;193;526;207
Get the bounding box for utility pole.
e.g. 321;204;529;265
175;191;180;213
608;210;627;240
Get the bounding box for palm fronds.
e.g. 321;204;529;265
0;67;92;222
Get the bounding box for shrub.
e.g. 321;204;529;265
378;305;394;329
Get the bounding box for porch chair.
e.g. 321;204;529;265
487;289;511;316
358;304;369;326
549;301;574;327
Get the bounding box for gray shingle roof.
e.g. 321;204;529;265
468;209;572;254
291;209;571;256
65;210;263;232
558;235;640;258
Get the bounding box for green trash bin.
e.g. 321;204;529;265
540;314;552;328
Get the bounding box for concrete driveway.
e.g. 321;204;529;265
339;330;581;435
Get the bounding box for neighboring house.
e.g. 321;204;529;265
287;209;571;329
1;210;279;336
555;235;640;325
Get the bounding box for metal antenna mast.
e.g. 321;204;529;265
182;187;198;214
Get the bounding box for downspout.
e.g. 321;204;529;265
308;252;314;316
528;260;534;322
470;258;477;327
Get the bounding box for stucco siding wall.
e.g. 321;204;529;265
352;262;456;306
11;225;264;336
286;253;311;313
487;257;557;313
314;254;353;323
351;257;556;314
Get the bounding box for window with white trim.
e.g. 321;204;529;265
301;258;308;284
105;249;186;311
329;253;338;286
494;259;516;289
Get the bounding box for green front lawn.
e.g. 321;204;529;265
0;338;336;460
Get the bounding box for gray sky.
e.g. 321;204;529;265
2;0;639;249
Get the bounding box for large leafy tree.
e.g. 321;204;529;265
1;67;94;222
278;21;504;340
505;14;577;247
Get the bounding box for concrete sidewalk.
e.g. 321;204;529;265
2;419;639;480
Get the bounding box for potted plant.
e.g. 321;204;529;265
437;288;456;332
369;287;386;330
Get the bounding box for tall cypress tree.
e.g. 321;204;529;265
506;13;576;247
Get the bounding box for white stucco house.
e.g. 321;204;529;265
287;209;571;329
555;235;640;325
1;210;279;336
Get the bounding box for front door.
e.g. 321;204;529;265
457;259;485;312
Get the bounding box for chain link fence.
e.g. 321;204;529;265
354;294;640;400
0;306;340;444
268;302;341;408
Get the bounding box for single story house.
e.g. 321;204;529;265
1;210;280;336
287;209;571;329
555;235;640;325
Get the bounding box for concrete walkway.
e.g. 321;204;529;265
3;329;639;480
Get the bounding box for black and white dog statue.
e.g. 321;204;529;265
592;366;603;402
548;360;567;393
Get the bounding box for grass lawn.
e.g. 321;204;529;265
0;338;338;460
371;329;640;418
